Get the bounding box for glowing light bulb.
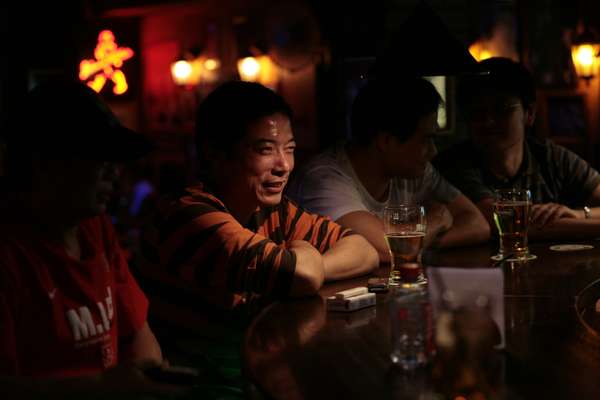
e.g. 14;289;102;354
171;60;193;85
238;57;261;82
204;58;220;71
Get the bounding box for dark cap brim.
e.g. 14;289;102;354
90;125;156;161
8;81;156;162
11;125;156;162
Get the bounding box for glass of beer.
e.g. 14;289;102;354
383;205;427;287
493;189;532;259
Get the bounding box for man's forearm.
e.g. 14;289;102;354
437;213;490;248
529;218;600;241
120;322;163;365
322;235;379;281
289;241;325;296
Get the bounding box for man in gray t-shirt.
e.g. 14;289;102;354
288;144;460;220
287;78;490;262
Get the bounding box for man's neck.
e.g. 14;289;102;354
24;195;82;259
481;139;524;181
346;144;391;203
34;217;81;260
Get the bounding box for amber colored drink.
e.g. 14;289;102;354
385;232;425;286
493;200;531;257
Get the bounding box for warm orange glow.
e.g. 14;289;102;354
79;30;134;95
237;55;279;89
469;42;493;62
571;43;600;81
170;56;221;87
468;20;519;63
171;60;194;85
203;58;220;71
238;57;261;81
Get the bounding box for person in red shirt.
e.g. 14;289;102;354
0;81;176;397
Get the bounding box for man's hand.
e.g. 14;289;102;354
530;203;580;228
288;240;325;296
425;203;453;248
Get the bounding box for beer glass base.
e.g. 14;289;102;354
490;253;537;262
388;275;427;288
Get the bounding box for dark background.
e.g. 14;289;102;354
2;0;599;165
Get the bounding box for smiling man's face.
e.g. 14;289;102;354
226;112;296;208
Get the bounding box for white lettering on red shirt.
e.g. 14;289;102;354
65;286;114;342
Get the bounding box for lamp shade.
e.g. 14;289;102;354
571;27;600;82
376;2;478;78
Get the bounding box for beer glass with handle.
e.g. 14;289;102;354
493;189;532;260
383;205;427;287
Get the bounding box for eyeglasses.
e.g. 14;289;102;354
466;102;522;122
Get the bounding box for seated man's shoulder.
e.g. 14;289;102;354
527;136;588;168
158;184;228;217
288;147;355;193
181;184;226;207
143;184;231;240
529;136;575;155
298;147;346;175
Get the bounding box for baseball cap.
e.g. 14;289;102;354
7;80;154;161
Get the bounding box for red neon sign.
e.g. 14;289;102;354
79;30;134;95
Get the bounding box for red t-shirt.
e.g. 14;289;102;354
0;214;148;377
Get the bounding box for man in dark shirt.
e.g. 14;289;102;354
435;57;600;240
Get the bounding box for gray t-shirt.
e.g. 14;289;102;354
287;144;461;220
434;137;600;208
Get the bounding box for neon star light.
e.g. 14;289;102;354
79;30;134;95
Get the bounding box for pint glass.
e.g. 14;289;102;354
493;189;531;259
383;205;427;287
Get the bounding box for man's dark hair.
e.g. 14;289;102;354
195;81;293;162
458;57;536;109
350;77;442;146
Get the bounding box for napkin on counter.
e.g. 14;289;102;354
426;267;505;348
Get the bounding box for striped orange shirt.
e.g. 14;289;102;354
141;184;352;310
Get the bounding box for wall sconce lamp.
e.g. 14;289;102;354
571;25;600;84
237;55;261;82
236;47;279;89
171;48;221;88
171;58;195;86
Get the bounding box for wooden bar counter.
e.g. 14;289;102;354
243;241;600;399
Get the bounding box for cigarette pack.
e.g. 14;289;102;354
329;306;377;328
326;292;376;312
334;286;369;300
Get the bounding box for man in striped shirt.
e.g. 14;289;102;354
142;82;379;311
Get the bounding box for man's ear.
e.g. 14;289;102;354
524;102;537;127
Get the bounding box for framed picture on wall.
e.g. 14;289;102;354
537;90;587;139
536;89;591;161
546;94;586;138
